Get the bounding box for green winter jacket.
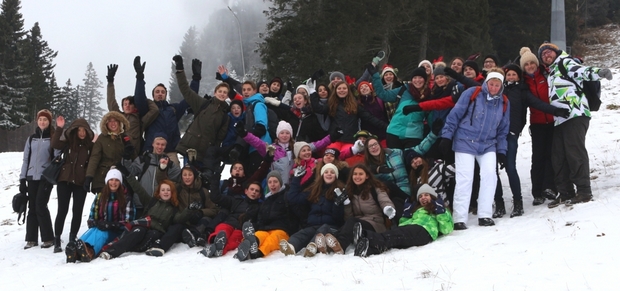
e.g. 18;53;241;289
547;51;605;125
398;207;453;240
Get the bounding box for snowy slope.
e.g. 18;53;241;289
2;66;620;291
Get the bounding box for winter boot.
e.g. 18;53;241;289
303;242;317;257
354;237;369;257
542;189;559;200
325;233;343;254
315;233;327;254
493;200;506;218
532;196;545;206
235;240;252;262
24;241;38;250
478;218;495;226
241;221;258;256
145;247;165;257
65;241;77;263
99;252;112;260
196;237;207;247
213;231;227;257
53;236;62;253
76;240;94;262
352;222;363;245
510;199;524;218
200;244;216;258
548;193;573;208
181;229;196;248
453;222;467;230
41;240;54;248
279;239;295;256
565;193;593;206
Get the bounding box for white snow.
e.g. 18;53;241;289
2;54;620;291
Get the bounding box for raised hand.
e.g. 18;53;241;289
134;56;146;80
55;116;65;128
107;64;118;83
173;55;184;71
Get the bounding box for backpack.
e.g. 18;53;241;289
246;102;279;141
557;57;602;111
12;192;27;225
469;86;508;113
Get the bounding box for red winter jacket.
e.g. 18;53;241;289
523;68;554;125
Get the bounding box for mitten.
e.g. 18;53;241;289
402;104;422;115
286;81;294;94
192;59;202;81
431;119;444;135
189;201;202;211
107;64;118;83
383;206;396;219
264;97;281;107
121;135;134;159
497;153;507;170
351;140;364;155
372;51;385;66
311;69;324;82
293;165;306;177
19;179;27;195
599;68;613;80
133;56;145;80
267;145;276;157
438;138;452;156
234;121;247;138
83;177;93;193
333;188;349;206
443;67;460;79
172;55;184;71
114;162;130;177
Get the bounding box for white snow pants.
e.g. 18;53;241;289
453;151;497;224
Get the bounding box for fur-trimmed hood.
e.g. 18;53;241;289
100;111;130;135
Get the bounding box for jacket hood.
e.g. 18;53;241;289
100;111;130;135
481;79;505;99
64;118;94;141
243;93;265;106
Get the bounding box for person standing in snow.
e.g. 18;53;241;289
537;42;613;207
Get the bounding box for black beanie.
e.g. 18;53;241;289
502;63;523;80
463;60;480;76
410;67;428;82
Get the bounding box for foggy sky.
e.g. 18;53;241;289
20;0;236;105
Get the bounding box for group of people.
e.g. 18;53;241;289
17;41;611;262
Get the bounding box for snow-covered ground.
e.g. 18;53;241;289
2;57;620;291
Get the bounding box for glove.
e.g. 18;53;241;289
306;78;317;95
107;64;118;83
115;162;130;177
434;195;446;215
159;157;170;171
96;220;119;230
333;188;349;206
267;145;276;157
375;165;395;174
402;104;422;115
366;63;377;75
19;179;27;195
497;153;507;170
192;59;202;81
293;165;306;177
234;121;247;138
311;69;325;82
383;206;396;219
133;56;145;80
438;138;453;156
329;127;344;142
229;145;243;161
553;108;570;118
286;80;294;94
351;140;365;155
121;135;134;159
372;50;385;65
599;68;613;80
431;119;444;135
83;177;93;193
443;67;461;79
172;55;184;71
189;210;204;224
264;97;281;107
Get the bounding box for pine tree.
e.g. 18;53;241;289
0;0;29;129
79;62;105;132
169;26;199;104
23;22;57;113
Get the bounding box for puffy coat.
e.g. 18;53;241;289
51;118;94;186
176;177;218;218
20;127;60;181
287;176;345;228
346;188;394;233
127;151;181;209
86;111;130;191
252;186;297;235
175;71;229;160
398;202;453;240
504;81;557;135
523;67;555;125
441;82;510;155
210;178;261;229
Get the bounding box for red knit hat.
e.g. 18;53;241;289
357;81;374;93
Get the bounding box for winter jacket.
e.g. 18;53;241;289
85;111;130;191
126;175;190;233
269;103;326;143
345;188;394;233
441;82;510;155
175;71;229;160
222;112;245;148
134;79;189;153
371;72;426;140
287;176;345;228
310;93;388;143
547;51;605;126
87;189;136;227
523;68;555;125
210;178;261;229
107;82;159;157
127;151;181;209
381;79;404;121
242;93;272;151
359;94;388;140
398;205;453;240
20;127;60;181
176;178;218;218
251;185;296;234
221;155;272;197
430;80;463;123
504;81;557;135
51;118;94;186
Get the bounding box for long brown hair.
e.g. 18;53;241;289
98;182;127;220
345;164;388;201
363;138;386;167
305;169;345;203
328;81;357;117
154;179;179;207
409;157;430;186
68;127;94;154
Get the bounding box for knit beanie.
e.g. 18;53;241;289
463;60;480;76
105;168;123;185
417;184;437;200
37;109;53;123
266;170;283;187
537;42;561;60
357;81;374;93
381;64;397;77
276;120;293;137
353;130;377;140
404;149;422;167
320;163;339;178
483;54;500;67
503;64;523;80
329;71;345;82
230;99;244;112
293;141;310;158
519;47;540;69
433;65;446;77
410;67;428;82
324;148;340;159
296;84;309;95
270;77;283;87
418;60;432;69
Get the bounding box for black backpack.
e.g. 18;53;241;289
12;192;27;225
557;57;602;111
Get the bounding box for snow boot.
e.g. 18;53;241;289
493;200;506;218
548;193;573;208
542;189;559;200
354;237;369;257
53;236;62;253
213;231;227;257
200;244;216;258
76;239;94;262
303;242;317;257
99;252;112;260
41;240;54;248
145;247;165;257
279;239;295;256
510;199;524;218
352;222;363;245
453;222;467;230
325;233;343;254
24;241;38;250
565;193;593;206
65;241;77;263
241;221;258;256
235;240;252;262
532;196;545;206
315;233;327;254
478;218;495;226
181;229;196;248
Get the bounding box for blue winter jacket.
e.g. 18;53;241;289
222;112;245;147
441;82;510;155
243;93;272;151
134;79;189;153
287;176;345;228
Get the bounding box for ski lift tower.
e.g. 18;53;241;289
551;0;567;52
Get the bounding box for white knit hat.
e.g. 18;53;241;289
418;60;432;69
105;168;123;184
519;47;539;70
293;141;311;158
320;163;339;178
276;120;293;137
